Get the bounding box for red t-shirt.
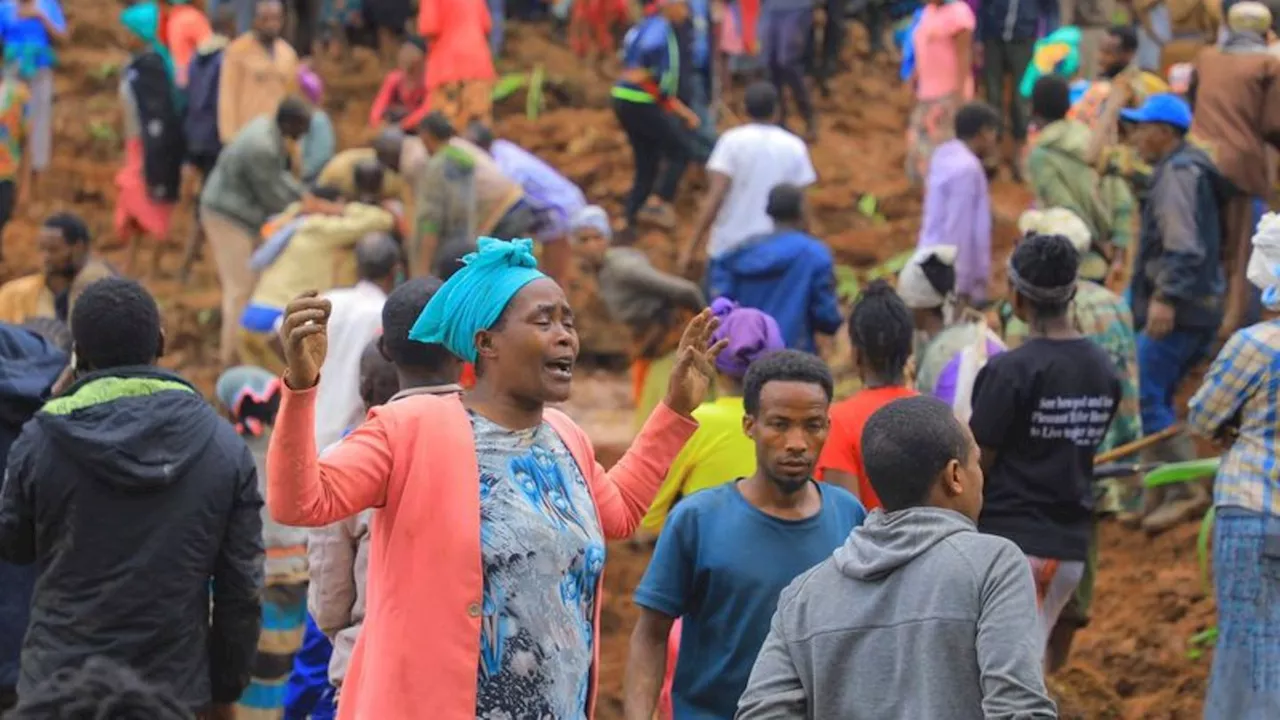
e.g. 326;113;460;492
816;386;917;510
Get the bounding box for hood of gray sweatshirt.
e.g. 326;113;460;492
736;507;1059;720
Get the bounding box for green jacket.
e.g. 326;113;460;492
199;115;305;233
1027;119;1136;281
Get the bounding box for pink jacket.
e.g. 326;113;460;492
266;386;697;719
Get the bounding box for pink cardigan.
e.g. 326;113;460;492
266;386;697;719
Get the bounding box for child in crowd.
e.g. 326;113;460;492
816;280;916;506
738;395;1056;718
625;351;865;720
968;233;1121;651
215;365;309;719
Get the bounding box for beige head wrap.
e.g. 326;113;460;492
1018;208;1091;257
1228;1;1274;33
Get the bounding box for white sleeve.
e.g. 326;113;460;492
793;144;818;187
706;132;737;176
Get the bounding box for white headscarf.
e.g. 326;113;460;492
1248;212;1280;311
1018;208;1092;257
897;245;958;310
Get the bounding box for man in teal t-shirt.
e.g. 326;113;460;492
623;350;866;719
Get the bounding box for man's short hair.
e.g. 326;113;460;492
71;277;161;371
381;276;455;371
742;349;833;416
954;102;1002;140
862;396;971;511
276;95;313;126
466;120;495;151
1031;75;1072;123
1107;24;1139;52
744;81;778;121
433;240;476;281
43;212;90;245
419;111;456;141
765;184;804;224
355;232;401;281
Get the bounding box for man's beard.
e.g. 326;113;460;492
1102;63;1125;79
767;473;810;496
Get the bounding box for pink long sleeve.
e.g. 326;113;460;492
266;386;392;527
552;403;698;540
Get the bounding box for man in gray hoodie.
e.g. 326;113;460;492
736;395;1057;720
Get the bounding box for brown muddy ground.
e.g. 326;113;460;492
1;3;1214;717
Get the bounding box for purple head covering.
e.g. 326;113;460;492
710;297;785;379
298;66;324;105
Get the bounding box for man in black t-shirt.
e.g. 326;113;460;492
969;233;1121;661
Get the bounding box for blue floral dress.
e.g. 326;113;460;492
471;412;606;719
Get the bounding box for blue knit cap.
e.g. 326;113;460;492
409;237;546;363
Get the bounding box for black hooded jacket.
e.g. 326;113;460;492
0;366;263;710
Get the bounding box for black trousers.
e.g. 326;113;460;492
613;98;690;224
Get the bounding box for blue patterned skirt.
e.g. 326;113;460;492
1206;507;1280;719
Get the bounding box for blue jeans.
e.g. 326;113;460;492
1206;507;1280;719
1137;328;1215;434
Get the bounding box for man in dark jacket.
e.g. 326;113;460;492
706;183;843;354
0;278;264;715
0;320;68;713
1123;93;1223;534
978;0;1039;165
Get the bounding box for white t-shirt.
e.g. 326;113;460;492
312;281;388;450
706;123;817;258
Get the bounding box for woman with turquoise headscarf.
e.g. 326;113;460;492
0;0;66;194
116;0;185;277
265;237;726;718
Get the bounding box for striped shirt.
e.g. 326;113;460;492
1188;320;1280;516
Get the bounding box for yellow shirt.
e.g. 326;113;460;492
250;203;396;309
316;148;408;201
640;395;757;532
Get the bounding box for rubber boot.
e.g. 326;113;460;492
1140;432;1210;535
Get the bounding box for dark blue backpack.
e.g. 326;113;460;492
184;48;224;158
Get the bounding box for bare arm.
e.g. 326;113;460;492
623;608;677;720
953;29;973;97
680;170;732;270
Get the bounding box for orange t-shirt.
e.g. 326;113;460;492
816;386;916;510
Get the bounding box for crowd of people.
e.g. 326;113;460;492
0;0;1276;718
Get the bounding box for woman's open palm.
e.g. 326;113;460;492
664;308;729;417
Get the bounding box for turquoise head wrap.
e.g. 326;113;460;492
120;1;175;76
409;237;547;363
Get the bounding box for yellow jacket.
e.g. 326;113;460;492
250;203;396;310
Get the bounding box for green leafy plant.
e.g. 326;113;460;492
491;65;547;120
88;121;117;144
834;249;915;302
90;61;119;82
